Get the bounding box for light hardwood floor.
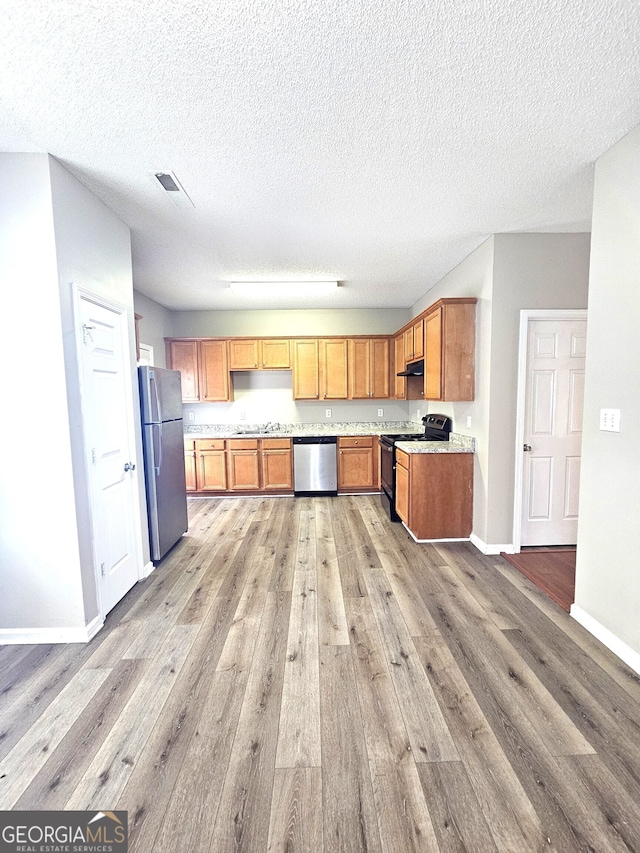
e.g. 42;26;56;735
1;495;640;852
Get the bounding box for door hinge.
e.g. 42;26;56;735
100;562;106;578
91;448;97;464
82;323;96;344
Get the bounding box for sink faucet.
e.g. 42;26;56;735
264;421;272;432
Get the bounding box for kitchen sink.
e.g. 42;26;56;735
233;429;271;435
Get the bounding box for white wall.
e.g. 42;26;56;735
0;154;86;631
574;125;640;665
0;154;145;639
133;289;175;368
410;233;590;550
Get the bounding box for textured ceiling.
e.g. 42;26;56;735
1;0;639;311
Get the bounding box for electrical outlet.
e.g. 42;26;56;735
188;411;195;421
466;415;472;428
325;408;332;418
416;408;421;419
239;411;246;420
377;408;384;417
600;408;621;432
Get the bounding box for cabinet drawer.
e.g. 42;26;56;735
338;435;373;448
196;438;225;450
261;438;291;450
227;438;259;450
395;448;410;469
184;439;196;451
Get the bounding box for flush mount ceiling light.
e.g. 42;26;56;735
228;281;339;296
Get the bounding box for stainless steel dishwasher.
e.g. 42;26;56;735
293;436;338;496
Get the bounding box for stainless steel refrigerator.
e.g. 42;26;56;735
139;366;188;561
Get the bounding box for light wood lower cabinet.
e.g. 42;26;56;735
337;436;378;492
395;448;473;540
187;437;292;492
194;439;227;491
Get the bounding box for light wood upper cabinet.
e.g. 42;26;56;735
261;339;291;369
167;339;231;402
424;299;476;401
320;339;349;400
348;338;390;399
167;340;200;401
228;338;291;370
404;320;423;363
199;340;231;401
394;334;406;400
292;339;320;400
228;339;260;370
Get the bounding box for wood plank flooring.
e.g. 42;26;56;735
2;495;640;852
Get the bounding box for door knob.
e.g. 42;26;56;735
523;444;532;452
124;461;136;472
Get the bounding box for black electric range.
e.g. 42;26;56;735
379;414;452;521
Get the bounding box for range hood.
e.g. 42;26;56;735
397;359;424;377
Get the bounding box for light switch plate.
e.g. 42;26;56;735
600;408;621;432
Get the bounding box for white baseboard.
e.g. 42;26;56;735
140;560;155;579
0;614;104;646
570;604;640;677
469;533;515;555
402;523;470;545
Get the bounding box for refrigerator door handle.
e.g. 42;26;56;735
153;423;163;476
150;369;162;423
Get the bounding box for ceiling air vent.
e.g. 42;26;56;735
153;171;195;209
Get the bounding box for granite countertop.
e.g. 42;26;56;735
184;421;424;439
395;439;474;454
184;421;476;451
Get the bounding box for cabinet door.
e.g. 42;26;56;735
227;440;260;489
198;450;227;490
320;339;348;399
338;448;375;490
412;319;424;360
199;340;231;401
262;449;293;489
394;334;406;400
404;327;415;363
261;339;291;369
228;339;259;370
348;339;371;399
370;338;390;399
292;340;319;400
184;440;197;491
395;458;410;524
168;341;199;402
424;308;442;400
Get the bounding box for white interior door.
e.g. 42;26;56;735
521;317;587;546
79;294;142;615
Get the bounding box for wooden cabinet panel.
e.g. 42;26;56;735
199;340;230;401
370;338;390;399
320;338;348;399
184;441;197;492
424;301;475;401
397;450;473;540
197;449;227;491
395;450;410;523
404;327;415;363
227;439;260;490
394;334;406;400
424;308;442;400
228;339;259;370
348;338;390;400
261;449;293;490
167;340;199;401
261;339;291;369
293;339;319;400
412;318;424;360
337;436;377;492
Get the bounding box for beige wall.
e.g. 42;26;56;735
410;233;590;550
171;307;409;338
574;125;640;665
134;290;175;368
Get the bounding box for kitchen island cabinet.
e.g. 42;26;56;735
395;447;473;540
337;435;378;492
